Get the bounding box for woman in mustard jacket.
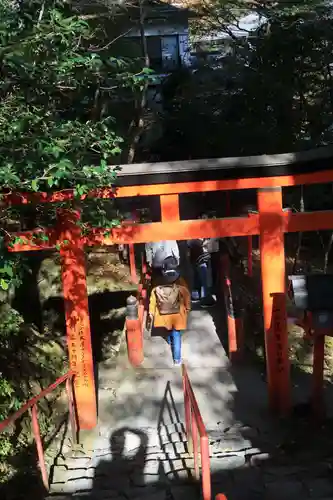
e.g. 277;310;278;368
148;257;191;365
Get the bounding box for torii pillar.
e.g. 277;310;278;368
57;209;97;429
258;188;291;415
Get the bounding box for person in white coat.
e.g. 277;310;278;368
145;240;180;283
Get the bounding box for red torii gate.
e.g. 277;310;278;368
5;145;333;430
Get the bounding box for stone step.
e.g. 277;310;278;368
50;454;197;494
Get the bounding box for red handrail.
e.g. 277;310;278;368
182;363;211;500
182;364;227;500
0;370;77;491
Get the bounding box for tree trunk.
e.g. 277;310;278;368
122;0;150;164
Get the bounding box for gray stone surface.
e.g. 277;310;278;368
49;306;333;500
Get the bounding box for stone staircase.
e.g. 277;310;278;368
46;422;271;500
49;423;198;499
46;420;333;500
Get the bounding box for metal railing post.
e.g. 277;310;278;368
31;404;49;491
201;435;211;500
182;363;212;500
191;411;199;480
182;364;192;454
0;370;77;492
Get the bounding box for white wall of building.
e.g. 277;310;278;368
126;23;191;69
179;32;191;66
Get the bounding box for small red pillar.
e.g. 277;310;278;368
123;212;138;284
258;188;291;414
129;243;137;283
126;296;144;366
57;209;97;430
220;254;244;361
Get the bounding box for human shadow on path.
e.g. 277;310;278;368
85;383;199;500
87;427;148;499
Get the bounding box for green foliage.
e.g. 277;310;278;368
0;1;124;192
0;0;153;290
0;302;67;467
0;237;24;294
0;306;25;460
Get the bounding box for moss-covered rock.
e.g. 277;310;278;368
37;248;135;303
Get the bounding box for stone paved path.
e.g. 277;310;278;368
47;305;333;500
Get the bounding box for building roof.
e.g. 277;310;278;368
116;145;333;186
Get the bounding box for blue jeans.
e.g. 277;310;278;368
192;261;212;299
167;329;181;362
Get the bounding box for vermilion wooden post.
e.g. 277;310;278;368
270;293;291;416
142;251;147;276
258;188;290;413
126;301;144;367
129;243;137;283
220;253;244;361
125;211;138;284
57;209;97;430
160;194;180;221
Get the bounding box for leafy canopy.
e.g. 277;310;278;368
1;0;125;193
0;0;150;290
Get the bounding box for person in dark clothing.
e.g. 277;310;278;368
187;238;216;308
